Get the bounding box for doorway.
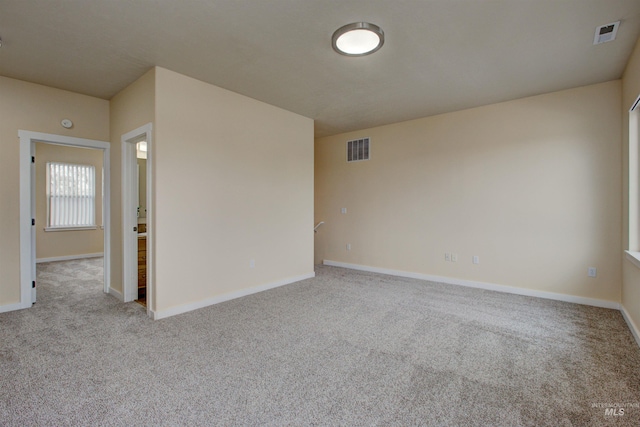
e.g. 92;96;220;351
121;124;153;314
34;142;105;302
19;131;111;309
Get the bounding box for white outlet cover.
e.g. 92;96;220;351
473;256;479;264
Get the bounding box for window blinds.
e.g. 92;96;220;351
47;162;96;228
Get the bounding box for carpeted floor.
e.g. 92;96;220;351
1;259;639;426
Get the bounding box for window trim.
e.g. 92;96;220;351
626;251;640;269
44;226;98;232
46;161;97;229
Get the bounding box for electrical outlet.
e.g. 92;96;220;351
451;253;458;262
250;259;255;269
346;243;351;251
445;253;451;262
341;208;347;214
588;267;597;278
473;255;479;264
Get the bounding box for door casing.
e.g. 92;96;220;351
121;123;153;315
19;131;111;308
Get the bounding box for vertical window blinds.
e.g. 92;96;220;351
47;162;96;228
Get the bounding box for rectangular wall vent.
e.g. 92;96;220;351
347;137;370;162
594;21;620;45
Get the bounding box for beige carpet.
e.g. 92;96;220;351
1;258;639;426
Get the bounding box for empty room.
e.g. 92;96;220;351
1;1;640;425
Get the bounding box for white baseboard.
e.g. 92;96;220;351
108;287;124;302
0;301;29;314
323;260;621;310
621;305;640;349
37;252;104;263
150;272;316;320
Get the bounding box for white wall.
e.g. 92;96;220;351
622;36;640;341
153;67;314;315
316;81;622;304
0;76;109;307
109;68;155;297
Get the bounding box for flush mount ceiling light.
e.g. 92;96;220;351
332;22;384;56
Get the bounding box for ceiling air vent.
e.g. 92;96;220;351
593;21;620;45
347;137;370;162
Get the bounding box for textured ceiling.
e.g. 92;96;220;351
0;0;639;137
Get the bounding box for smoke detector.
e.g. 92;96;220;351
593;21;620;45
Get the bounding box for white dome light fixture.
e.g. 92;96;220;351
332;22;384;56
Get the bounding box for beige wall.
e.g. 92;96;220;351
315;81;621;303
0;76;109;306
622;36;640;335
109;68;155;296
154;67;314;313
35;143;104;259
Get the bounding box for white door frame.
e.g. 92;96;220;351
121;123;153;315
19;131;111;309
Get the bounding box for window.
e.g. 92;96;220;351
46;162;96;229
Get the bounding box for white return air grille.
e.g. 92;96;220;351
347;137;370;162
